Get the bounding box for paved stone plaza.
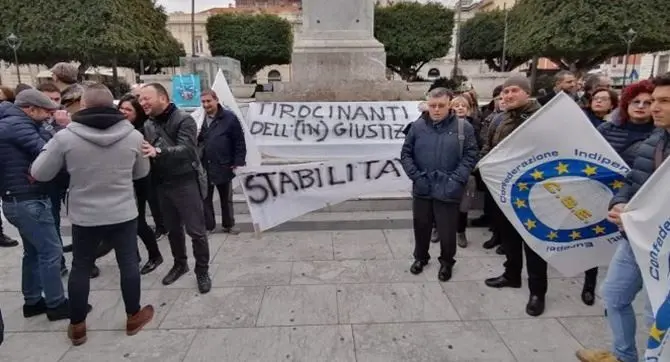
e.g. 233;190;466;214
0;217;649;361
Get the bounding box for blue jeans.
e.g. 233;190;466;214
2;198;65;308
601;239;654;362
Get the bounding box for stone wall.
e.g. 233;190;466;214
256;80;426;101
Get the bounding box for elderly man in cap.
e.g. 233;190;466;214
0;89;86;321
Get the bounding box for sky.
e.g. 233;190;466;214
157;0;234;13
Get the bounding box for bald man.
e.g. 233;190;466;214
31;83;154;346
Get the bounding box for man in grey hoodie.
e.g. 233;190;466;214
31;84;154;346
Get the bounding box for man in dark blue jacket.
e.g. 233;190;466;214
400;87;479;282
0;102;19;248
199;90;247;234
0;90;72;321
576;73;670;362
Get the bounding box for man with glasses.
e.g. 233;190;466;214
400;87;479;283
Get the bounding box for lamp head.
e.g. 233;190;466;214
6;33;19;48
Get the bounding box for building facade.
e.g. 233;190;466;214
166;4;301;84
236;0;300;7
414;0;487;81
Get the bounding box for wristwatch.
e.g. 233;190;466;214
155;147;162;155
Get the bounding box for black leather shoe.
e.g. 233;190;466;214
495;245;505;255
140;257;164;275
0;234;18;247
526;295;545;317
89;265;100;279
581;285;596;306
46;299;92;321
162;264;189;285
438;262;452;282
196;272;212;294
485;275;522;288
482;236;500;249
23;298;47;318
409;260;428;275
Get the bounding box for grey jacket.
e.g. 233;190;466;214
31;107;150;226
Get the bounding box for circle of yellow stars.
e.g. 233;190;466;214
512;161;619;242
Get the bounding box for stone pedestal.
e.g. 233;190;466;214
290;0;387;85
257;80;422;102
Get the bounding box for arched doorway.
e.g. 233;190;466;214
267;70;282;83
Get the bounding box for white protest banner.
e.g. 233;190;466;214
192;69;261;167
477;92;629;276
246;101;421;159
621;154;670;361
238;157;411;231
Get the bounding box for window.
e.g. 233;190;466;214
268;69;282;82
194;36;204;55
658;55;670;75
427;68;440;78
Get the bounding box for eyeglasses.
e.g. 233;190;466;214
630;100;652;108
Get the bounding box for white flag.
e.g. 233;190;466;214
477;93;629;276
193;69;262;167
621;153;670;361
238;157;410;231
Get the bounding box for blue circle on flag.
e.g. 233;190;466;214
509;159;623;243
648;292;670;350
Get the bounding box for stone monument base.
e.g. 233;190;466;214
256;80;424;102
291;39;387;84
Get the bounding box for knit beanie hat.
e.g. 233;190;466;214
502;75;531;95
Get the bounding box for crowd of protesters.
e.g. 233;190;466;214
400;70;670;362
0;62;247;346
1;61;670;362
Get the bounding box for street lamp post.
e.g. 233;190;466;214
452;0;462;80
621;28;637;87
5;33;21;84
191;0;197;74
650;52;659;78
500;3;509;71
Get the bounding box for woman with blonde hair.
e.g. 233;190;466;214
445;95;480;248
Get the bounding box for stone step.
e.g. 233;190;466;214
53;210;484;235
